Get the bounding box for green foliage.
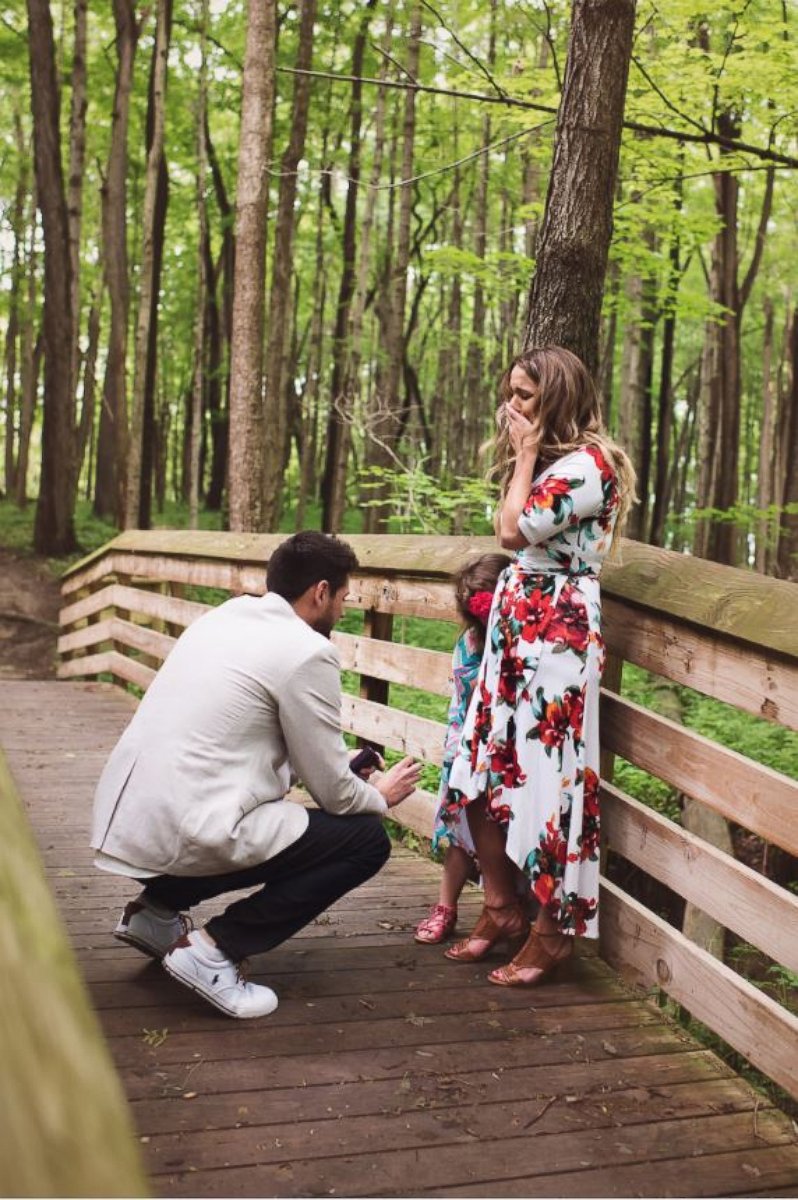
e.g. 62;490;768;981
359;465;494;535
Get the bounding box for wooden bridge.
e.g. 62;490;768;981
2;532;797;1197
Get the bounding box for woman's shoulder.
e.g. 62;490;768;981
542;443;615;479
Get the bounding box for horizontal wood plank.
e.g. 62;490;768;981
341;695;445;763
601;783;798;972
603;597;798;729
599;878;798;1100
333;631;451;695
60;583;210;634
600;690;798;853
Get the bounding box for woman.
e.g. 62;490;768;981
441;345;635;986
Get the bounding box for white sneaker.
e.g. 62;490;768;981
114;895;191;959
163;932;278;1019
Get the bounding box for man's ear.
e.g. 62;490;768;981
314;579;330;605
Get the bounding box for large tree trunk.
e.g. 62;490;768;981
125;0;169;529
227;0;277;532
94;0;139;523
320;0;376;533
27;0;78;554
260;0;317;531
362;3;422;532
523;0;635;376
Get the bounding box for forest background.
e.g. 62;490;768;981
1;0;797;572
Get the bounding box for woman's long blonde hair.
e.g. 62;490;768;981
484;345;637;533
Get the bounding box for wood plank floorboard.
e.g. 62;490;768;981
3;680;797;1199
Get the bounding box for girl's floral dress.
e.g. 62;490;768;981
444;445;619;939
431;626;481;859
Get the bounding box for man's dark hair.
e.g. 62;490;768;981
266;531;359;601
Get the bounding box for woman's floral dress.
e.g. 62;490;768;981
431;626;481;859
443;445;619;938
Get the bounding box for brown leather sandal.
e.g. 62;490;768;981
444;901;530;963
488;928;573;987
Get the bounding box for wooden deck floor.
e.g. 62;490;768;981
2;680;798;1198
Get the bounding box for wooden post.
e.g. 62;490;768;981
359;608;394;754
0;749;149;1197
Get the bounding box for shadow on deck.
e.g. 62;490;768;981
3;680;798;1198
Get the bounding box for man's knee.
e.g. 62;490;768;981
360;816;391;872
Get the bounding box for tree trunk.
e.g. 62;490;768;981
15;195;40;509
188;0;209;531
94;0;139;522
617;226;656;541
362;3;422;532
27;0;78;554
77;292;102;490
523;0;635;376
261;0;318;531
3;116;26;498
320;0;376;533
67;0;88;417
694;132;774;566
776;307;798;580
204;118;233;512
227;0;277;531
755;297;777;572
125;0;169;529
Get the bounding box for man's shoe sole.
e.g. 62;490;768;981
113;928;165;960
163;954;278;1020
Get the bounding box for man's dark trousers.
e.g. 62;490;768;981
143;811;390;962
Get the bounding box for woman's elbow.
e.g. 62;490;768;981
499;525;526;550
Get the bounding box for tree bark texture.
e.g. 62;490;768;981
94;0;139;522
320;0;376;533
523;0;635;377
189;0;209;531
27;0;78;554
125;0;169;529
227;0;277;532
776;307;798;579
363;3;422;532
261;0;318;531
617;226;656;540
67;0;88;411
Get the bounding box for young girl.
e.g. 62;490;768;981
414;552;511;944
442;346;635;985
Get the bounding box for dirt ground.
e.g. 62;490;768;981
0;548;62;680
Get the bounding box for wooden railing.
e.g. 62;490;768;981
0;744;149;1197
58;531;798;1098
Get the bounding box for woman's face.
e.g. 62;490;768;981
506;365;541;424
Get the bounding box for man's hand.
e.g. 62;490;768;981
375;756;423;808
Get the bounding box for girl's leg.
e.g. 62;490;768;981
439;844;474;907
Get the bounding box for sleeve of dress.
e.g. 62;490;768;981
517;451;606;546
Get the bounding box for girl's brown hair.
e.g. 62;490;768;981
453;552;512;651
486;345;636;533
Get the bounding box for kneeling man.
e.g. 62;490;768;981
91;531;421;1018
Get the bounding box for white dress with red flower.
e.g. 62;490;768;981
443;445;619;938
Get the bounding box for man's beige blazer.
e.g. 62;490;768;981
91;592;387;876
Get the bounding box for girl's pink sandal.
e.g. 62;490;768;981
414;903;457;944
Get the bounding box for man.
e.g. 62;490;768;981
92;531;421;1019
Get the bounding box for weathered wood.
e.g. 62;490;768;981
58;649;156;691
61;582;210;634
334;631;451;696
60;531;798;661
341;694;444;763
0;746;148;1197
59;616;176;663
603;597;798;728
601;690;798;853
602;782;798;971
599;878;798;1099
